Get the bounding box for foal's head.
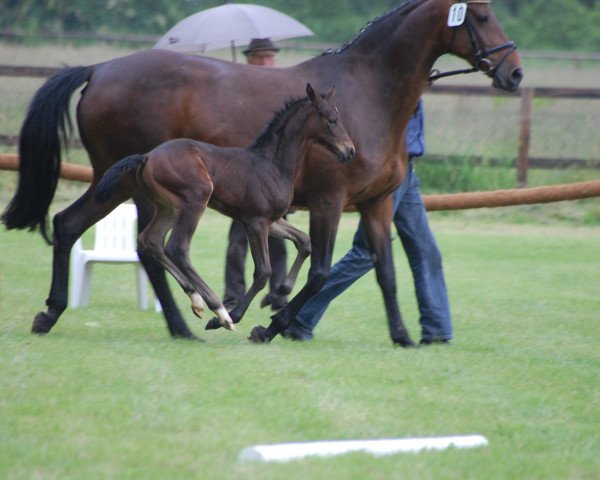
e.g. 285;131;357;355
304;83;355;164
250;83;355;164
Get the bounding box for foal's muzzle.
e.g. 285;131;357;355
338;144;356;163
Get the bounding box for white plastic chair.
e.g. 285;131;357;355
69;203;161;311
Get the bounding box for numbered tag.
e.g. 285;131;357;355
448;3;467;27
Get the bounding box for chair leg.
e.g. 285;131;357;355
70;240;84;308
136;265;149;310
79;262;93;307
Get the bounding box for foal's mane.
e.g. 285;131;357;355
322;0;423;55
249;96;310;151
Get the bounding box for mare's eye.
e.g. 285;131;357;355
476;15;489;23
328;117;337;126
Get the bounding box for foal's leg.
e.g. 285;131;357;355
138;200;234;332
133;194;197;338
249;199;345;343
265;217;312;297
205;219;271;330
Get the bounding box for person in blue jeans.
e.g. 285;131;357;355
285;100;453;344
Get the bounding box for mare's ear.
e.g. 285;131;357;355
306;83;317;103
322;85;335;100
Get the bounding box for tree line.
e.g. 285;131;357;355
2;0;599;51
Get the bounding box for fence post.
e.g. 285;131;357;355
517;87;534;188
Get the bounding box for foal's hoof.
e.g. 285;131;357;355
191;305;204;319
31;312;56;335
276;282;293;296
223;320;236;332
204;317;235;332
248;325;271;344
259;295;271;309
205;317;222;330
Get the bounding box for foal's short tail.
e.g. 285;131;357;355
95;154;148;204
1;66;93;244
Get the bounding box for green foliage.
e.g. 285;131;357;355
416;157;516;193
1;0;598;49
495;0;600;51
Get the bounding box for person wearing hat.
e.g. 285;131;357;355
223;38;289;312
243;37;280;67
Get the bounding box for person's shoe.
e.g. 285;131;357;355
281;329;313;341
419;338;451;346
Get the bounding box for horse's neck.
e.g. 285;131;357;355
261;107;312;181
341;0;448;125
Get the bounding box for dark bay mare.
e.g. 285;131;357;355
93;84;354;333
2;0;522;345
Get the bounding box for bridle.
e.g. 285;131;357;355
429;0;517;82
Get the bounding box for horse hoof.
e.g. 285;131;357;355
248;325;271;344
259;294;271;309
276;283;293;296
393;338;416;348
223;320;236;332
205;317;222;330
31;312;56;334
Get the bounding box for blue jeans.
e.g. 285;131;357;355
289;162;453;341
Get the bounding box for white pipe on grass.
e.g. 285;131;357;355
239;434;489;463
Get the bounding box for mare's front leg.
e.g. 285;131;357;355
358;195;414;347
249;200;344;343
205;219;271;330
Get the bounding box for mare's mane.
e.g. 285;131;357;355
322;0;423;55
249;96;310;151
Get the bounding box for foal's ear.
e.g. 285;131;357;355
322;85;335;100
306;83;317;102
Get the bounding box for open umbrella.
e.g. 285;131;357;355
154;3;314;61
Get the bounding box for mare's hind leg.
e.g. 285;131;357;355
32;188;129;334
205;219;271;330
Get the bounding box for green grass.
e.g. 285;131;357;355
1;43;600;478
1;207;599;479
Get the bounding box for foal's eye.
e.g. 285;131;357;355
327;117;337;126
476;15;489;23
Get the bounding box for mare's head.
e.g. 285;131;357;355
304;83;355;163
441;0;523;91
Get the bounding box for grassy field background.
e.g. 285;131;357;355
1;42;599;478
1;209;599;479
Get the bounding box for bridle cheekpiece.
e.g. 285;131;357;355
429;0;517;82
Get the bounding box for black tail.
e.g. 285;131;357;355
95;154;148;204
1;66;92;244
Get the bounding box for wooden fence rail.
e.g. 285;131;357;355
2;65;600;185
2;153;599;211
